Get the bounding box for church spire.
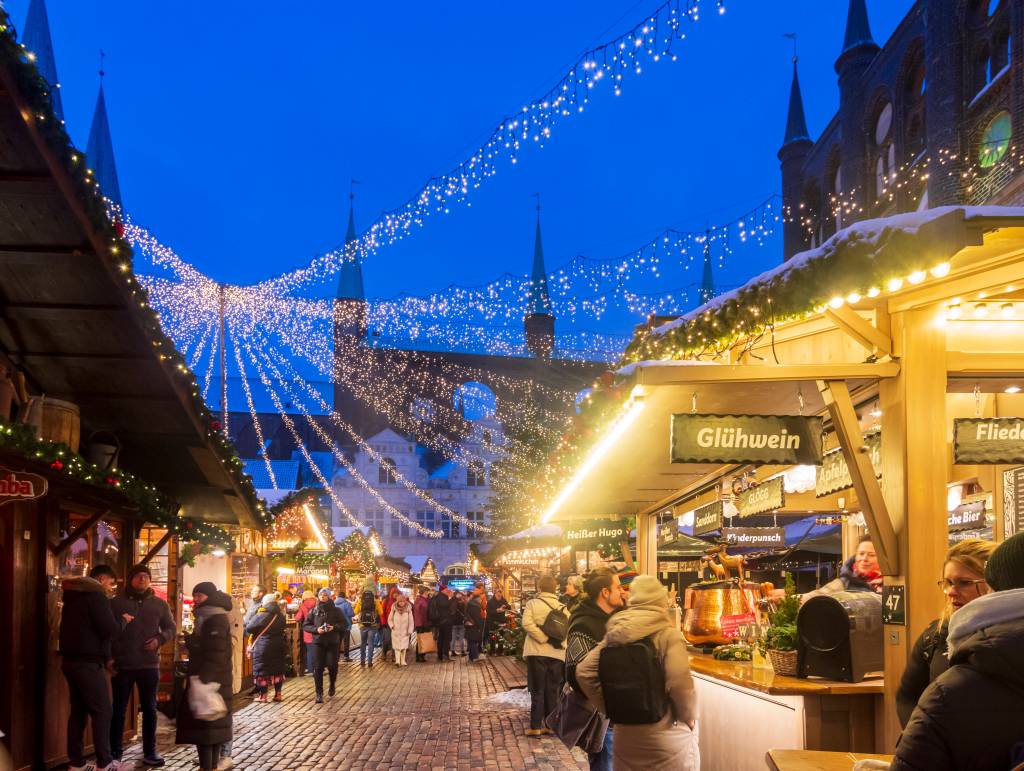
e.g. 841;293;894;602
86;59;122;208
336;193;365;301
528;203;553;315
524;198;555;359
22;0;63;121
841;0;877;55
782;58;811;146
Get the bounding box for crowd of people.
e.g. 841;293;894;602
57;531;1024;771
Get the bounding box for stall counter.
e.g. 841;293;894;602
689;653;883;771
765;749;894;771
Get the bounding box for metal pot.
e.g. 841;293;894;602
682;580;769;646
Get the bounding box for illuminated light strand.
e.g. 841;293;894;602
230;332;277;490
249;339;448;537
259;338;494;532
244;335;366;529
250;0;727;296
201;323;219;401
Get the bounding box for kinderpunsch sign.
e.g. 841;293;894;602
671;414;824;466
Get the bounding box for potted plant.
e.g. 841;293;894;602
760;572;799;676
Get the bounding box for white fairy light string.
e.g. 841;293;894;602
230;333;278;489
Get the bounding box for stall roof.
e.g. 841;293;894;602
0;45;261;525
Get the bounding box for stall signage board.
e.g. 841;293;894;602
658;521;678;547
738;477;785;518
722;527;786;548
816;431;882;497
1003;467;1024;537
947;501;987;533
720;613;758;640
954;418;1024;464
0;466;48;506
882;585;907;626
565;519;629;547
693;501;724;536
671;414;824;465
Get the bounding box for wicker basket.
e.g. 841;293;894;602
768;648;798;677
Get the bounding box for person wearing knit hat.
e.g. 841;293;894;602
891;532;1024;771
261;592;280;607
575;575;699;771
109;564;176;766
245;590;288;702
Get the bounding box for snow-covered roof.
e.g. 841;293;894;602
650;205;1024;340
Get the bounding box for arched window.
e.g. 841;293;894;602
455;382;497;421
979;111;1012;169
378;457;397;485
873;102;896;201
902;45;926;162
466;461;485;487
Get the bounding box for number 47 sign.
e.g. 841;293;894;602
883;584;907;626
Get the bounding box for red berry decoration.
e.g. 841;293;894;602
114;221;125;239
50;460;63;471
210;420;221;432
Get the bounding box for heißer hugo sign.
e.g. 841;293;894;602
0;466;48;506
564;520;630;546
954;418;1024;464
671;414;824;466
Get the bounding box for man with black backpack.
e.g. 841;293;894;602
353;586;384;668
575;575;698;770
521;575;568;737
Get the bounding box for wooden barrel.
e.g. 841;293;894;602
41;398;80;452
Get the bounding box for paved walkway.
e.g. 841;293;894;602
122;655;586;770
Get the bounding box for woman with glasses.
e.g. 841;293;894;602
895;538;996;727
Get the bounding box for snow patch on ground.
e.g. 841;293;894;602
483;687;531;710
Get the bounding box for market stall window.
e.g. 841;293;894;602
135;526;171;602
58;513;122;577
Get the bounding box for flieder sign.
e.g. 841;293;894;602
671;414;824;465
954;418;1024;464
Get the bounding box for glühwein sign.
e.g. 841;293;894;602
672;414;823;465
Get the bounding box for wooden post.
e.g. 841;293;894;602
636;511;657;575
48;509;109;556
877;306;949;751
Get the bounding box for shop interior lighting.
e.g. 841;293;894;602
867;287;881;298
869;408;883;418
1006;385;1022;394
887;278;904;292
947;304;962;319
276;566;295;575
211;549;226;557
541;396;646;524
907;270;927;285
974;303;989;318
829;296;844;309
930;262;951;278
1001;303;1015;318
846;292;861;304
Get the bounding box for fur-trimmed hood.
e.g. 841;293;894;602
62;575;108;594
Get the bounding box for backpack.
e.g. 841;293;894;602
598;636;668;724
538;598;569;642
358;591;378;625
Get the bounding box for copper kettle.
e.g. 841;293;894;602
681;545;773;646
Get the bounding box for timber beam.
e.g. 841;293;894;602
633;361;900;387
947;351;1024;377
825;306;893;357
817;379;900;575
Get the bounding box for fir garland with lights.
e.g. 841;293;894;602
0;420;232;550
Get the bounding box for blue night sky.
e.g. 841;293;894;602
14;1;912;318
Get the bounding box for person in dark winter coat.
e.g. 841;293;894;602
895;538;996;726
176;583;233;771
413;588;432;662
565;567;626;771
60;566;121;771
303;588;346;702
892;532;1024;771
465;587;486;662
109;563;176;766
334;591;355;662
485;589;510;655
559;575;584;614
806;537;883;598
429;586;455;662
244;593;288;702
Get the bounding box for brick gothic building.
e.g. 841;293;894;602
781;0;1023;259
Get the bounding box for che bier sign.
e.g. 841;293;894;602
671;414;823;466
0;466;48;506
954;418;1024;464
693;500;724;536
738;476;785;518
564;520;629;547
816;431;882;497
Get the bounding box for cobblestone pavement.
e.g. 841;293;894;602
121;654;587;770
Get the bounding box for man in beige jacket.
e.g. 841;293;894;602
576;575;699;771
520;574;566;737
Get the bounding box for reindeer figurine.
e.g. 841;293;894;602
702;543;747;583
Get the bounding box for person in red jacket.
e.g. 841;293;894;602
293;591;317;676
380;586;401;663
413;587;432;662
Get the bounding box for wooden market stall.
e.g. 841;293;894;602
542;206;1024;766
0;29;266;769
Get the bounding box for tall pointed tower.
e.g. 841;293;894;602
835;0;879;215
524;203;555;359
22;0;63;121
778;57;813;260
698;234;715;305
333;194;369;422
86;67;123;207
